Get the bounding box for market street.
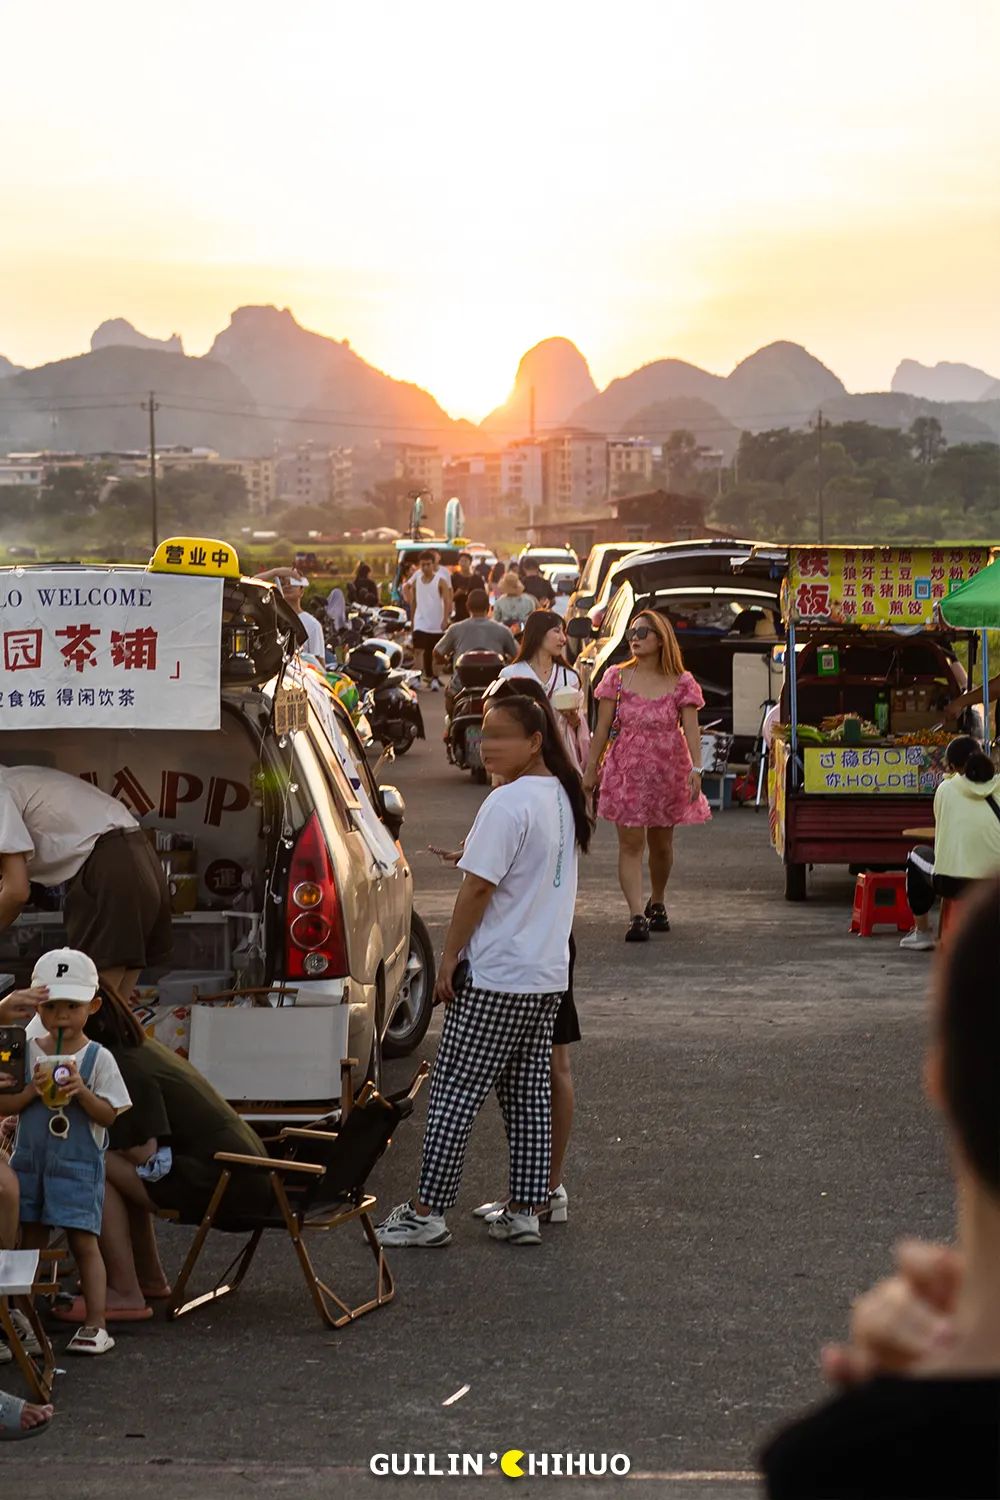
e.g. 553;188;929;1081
5;693;954;1497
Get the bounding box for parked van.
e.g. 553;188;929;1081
0;540;433;1119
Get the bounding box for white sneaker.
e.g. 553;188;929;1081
374;1201;452;1247
487;1208;542;1245
0;1310;42;1361
473;1184;569;1224
900;929;935;951
430;677;442;692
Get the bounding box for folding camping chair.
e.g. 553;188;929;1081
167;1062;429;1331
0;1249;64;1403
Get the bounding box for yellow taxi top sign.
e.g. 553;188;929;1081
149;536;241;579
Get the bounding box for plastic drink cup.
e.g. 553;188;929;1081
36;1056;75;1109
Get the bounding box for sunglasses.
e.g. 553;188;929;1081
628;626;653;641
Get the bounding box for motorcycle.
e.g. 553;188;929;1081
343;642;424;754
445;650;505;784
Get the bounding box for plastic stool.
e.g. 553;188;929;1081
850;871;912;935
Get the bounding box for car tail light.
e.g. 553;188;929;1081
284;812;348;979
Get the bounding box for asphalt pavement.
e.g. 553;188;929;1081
5;693;954;1498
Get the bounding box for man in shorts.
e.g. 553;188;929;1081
0;765;172;1000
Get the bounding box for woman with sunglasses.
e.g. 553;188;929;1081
583;610;710;942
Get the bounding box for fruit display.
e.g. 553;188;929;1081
771;717;953;748
820;714;880;740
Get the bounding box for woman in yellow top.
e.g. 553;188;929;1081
903;738;1000;951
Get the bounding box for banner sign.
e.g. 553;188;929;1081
786;546;991;627
0;571;223;729
803;744;947;795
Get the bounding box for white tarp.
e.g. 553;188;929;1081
0;570;223;730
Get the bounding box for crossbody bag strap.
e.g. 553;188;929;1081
986;794;1000;826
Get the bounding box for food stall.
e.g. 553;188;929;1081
769;544;994;899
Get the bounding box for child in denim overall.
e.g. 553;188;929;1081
5;949;130;1356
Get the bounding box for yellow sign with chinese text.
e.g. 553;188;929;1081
149;537;240;579
786;546;992;627
803;745;946;794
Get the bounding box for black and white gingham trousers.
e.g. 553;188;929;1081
417;981;562;1214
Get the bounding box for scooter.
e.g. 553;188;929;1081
343;642;425;754
445;650;505;783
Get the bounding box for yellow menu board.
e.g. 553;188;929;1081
803;745;948;794
786;546;991;627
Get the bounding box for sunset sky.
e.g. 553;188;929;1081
3;0;998;420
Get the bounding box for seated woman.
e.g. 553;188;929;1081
903;738;1000;951
761;875;1000;1499
40;986;273;1324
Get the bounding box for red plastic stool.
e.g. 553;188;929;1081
850;871;912;935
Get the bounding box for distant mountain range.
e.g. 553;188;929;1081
0;309;997;459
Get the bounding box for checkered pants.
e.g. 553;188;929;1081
417;982;562;1215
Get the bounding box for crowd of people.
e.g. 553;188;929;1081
4;543;1000;1494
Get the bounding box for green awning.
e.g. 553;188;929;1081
939;558;1000;629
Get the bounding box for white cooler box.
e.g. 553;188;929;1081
188;1004;351;1102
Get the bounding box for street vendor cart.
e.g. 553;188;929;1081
769;544;995;900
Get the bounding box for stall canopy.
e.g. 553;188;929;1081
939;556;1000;629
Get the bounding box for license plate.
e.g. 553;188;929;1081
465;725;483;768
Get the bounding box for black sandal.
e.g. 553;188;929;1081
645;900;670;932
625;915;650;943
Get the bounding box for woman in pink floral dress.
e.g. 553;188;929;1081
583;610;710;942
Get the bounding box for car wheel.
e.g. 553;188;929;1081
383;912;436;1057
393;726;417;754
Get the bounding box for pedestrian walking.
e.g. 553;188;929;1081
583;610;710;942
500;611;590;773
403;549;453;689
492;571;535;634
435;675;584;1228
376;694;590;1249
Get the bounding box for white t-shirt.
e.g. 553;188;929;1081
0;765;137;885
458;776;578;993
296;609;327;661
24;1032;131;1149
499;660;579;698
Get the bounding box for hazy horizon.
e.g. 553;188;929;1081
4;0;998;420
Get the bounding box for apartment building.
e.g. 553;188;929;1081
540;430;607;513
442;440;544;523
275;443;353;510
0;454;49;486
607;437;654;499
392;443;443;501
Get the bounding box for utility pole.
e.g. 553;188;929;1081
815;407;825;543
141;390;160;548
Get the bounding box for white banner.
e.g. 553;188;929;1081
0;571;223;729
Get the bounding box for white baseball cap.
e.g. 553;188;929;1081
280;572;309;591
32;948;99;1003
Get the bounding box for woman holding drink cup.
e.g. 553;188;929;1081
499;611;591;774
1;949;130;1356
